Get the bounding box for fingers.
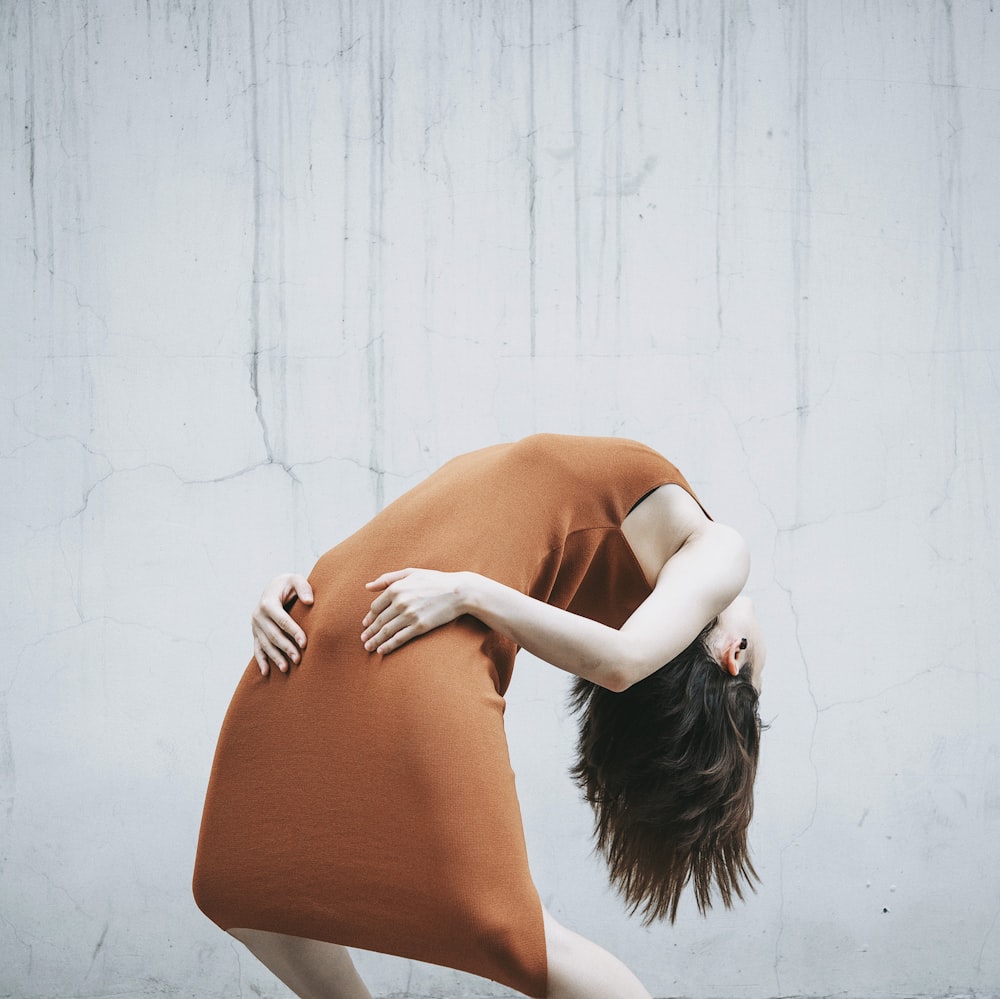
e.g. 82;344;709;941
252;616;298;674
252;571;315;678
253;636;270;677
252;598;307;675
265;619;302;666
259;586;309;650
283;573;314;606
360;569;444;654
361;589;395;630
364;568;414;591
364;613;420;655
361;588;418;653
360;583;413;647
254;629;291;676
255;567;432;674
368;623;420;655
361;607;403;652
272;604;308;653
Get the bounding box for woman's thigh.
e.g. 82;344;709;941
228;928;371;999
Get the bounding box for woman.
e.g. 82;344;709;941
193;433;765;999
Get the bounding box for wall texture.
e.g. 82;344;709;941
2;2;998;997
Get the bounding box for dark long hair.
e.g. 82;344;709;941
570;621;763;923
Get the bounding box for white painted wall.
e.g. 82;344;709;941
2;2;998;997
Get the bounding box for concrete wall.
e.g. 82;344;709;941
2;2;998;996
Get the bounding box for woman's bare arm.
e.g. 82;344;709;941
362;522;749;691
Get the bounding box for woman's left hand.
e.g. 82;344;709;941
362;568;470;655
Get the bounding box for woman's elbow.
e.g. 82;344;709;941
579;637;656;692
596;652;650;693
598;667;632;693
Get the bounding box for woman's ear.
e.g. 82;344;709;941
718;636;748;677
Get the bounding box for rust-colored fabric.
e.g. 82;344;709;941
192;434;705;997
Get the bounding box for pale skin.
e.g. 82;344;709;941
237;485;766;999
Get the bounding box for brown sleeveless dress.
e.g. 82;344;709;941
192;434;705;997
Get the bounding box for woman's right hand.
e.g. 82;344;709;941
251;573;314;676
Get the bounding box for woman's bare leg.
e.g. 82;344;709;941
228;928;372;999
542;909;652;999
228;915;649;999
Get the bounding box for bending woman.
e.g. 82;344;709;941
193;433;766;999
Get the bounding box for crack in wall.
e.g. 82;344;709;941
975;900;1000;976
366;0;387;511
246;0;270;467
86;920;109;976
527;0;538;362
714;0;727;346
771;573;819;997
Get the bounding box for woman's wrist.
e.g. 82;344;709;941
455;570;485;617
